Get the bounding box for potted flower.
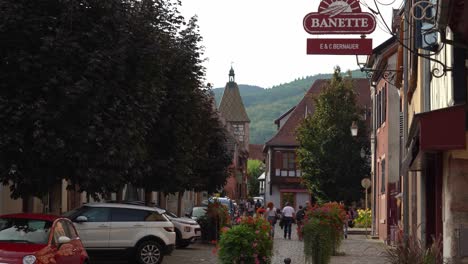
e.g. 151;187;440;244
217;216;273;264
302;202;346;264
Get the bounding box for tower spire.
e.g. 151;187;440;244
229;64;235;82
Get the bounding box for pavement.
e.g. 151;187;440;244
139;225;387;264
271;225;388;264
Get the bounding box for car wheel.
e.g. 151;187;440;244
136;240;164;264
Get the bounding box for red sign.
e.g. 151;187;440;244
306;38;372;55
303;0;376;35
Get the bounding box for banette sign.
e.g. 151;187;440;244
303;0;376;34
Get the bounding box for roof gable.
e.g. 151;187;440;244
265;78;370;147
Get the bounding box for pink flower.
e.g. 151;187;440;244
252;242;257;248
255;230;260;234
255;256;260;264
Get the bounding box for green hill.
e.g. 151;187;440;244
213;70;366;144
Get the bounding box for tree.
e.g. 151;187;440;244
247;159;264;197
296;67;370;204
0;0;232;201
0;0;159;198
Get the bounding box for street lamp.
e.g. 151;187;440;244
350;121;358;137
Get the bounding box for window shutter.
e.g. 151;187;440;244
275;151;282;169
399;112;404;137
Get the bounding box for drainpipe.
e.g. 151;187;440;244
370;82;377;236
402;1;410;238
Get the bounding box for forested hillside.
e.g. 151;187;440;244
213;70;366;144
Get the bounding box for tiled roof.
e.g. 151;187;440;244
265;78;371;147
218;82;250;122
249;144;265;161
274;106;296;125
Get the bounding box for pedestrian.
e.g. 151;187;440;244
344;207;350;239
277;208;284;229
247;198;254;216
264;202;278;238
295;205;305;241
255;199;262;211
281;202;295;240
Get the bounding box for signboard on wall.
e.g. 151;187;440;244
306;38;372;55
303;0;377;35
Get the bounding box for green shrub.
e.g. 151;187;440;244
354;208;371;228
217;216;273;264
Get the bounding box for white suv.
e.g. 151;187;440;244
64;202;176;264
163;211;201;248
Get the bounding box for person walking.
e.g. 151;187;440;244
344;208;350;239
264;202;278;238
295;205;306;241
282;202;295;240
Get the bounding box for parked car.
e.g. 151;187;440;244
253;196;265;207
0;213;89;264
185;205;208;222
63;202;175;264
163;211;201;248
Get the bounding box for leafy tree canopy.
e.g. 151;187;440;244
0;0;231;199
247;159;264;197
296;67;370;204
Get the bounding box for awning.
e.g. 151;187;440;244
402;104;466;173
258;172;265;181
279;189;309;193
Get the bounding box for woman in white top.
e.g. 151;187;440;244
264;202;278;238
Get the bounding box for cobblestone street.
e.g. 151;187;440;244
163;224;388;264
165;242;218;264
271;224;387;264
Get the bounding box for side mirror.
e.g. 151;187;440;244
75;216;88;223
185;212;190;217
57;236;71;249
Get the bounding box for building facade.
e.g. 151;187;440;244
366;0;468;260
263;78;371;210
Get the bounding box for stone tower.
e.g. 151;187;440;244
218;66;250;150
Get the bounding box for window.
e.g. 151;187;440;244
232;123;245;142
53;221;70;244
277;152;298;177
382;84;387;124
111;208;166;222
63;221;78;239
0;218;52;244
111;208;150;222
381;159;386;193
77;207;110;222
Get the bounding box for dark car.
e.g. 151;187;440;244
0;213;89;264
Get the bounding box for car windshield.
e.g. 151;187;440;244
62;207;81;218
0;218;52;244
192;207;207;218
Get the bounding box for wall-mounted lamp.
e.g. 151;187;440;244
350;121;358;137
356;54;401;84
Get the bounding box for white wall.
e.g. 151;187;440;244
430;29;454;110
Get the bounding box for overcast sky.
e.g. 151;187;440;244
179;0;403;89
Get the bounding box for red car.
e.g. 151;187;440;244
0;213;89;264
